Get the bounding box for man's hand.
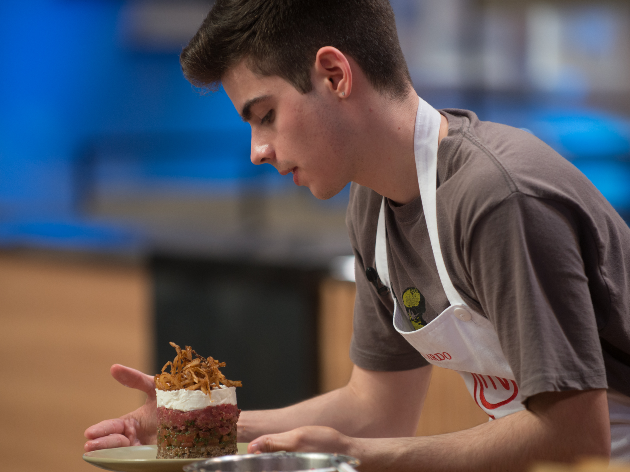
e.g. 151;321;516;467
84;364;158;452
248;426;354;455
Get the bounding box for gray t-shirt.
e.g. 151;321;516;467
347;109;630;401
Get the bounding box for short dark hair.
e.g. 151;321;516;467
180;0;412;100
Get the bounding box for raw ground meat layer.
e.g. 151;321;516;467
156;404;240;459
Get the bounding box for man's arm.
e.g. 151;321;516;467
239;364;431;442
249;388;611;472
84;363;432;450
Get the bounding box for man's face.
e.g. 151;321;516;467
222;61;355;200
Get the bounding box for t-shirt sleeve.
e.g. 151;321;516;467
347;185;428;371
467;192;608;401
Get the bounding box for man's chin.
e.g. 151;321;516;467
309;184;346;201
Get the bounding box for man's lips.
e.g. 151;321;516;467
278;166;297;185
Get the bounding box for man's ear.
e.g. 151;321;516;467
313;46;352;99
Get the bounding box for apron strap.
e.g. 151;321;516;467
375;198;391;290
374;97;466;308
414;98;466;307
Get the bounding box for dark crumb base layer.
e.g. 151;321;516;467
157;404;240;459
156;442;237;459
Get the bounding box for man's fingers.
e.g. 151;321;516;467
248;431;300;454
84;419;126;440
110;364;155;396
248;427;351;455
248;435;280;454
84;434;131;452
82;368;155;454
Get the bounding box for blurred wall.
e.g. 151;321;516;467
0;0;628;252
0;0;244;220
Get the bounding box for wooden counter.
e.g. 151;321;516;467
0;250;151;472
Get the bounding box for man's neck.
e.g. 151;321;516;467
352;92;448;205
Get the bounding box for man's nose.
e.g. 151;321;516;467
251;141;274;165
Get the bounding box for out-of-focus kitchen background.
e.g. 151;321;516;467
1;1;630;472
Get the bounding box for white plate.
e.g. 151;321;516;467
83;444;248;472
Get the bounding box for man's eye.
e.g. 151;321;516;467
261;110;274;125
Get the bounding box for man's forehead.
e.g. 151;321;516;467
223;62;295;121
223;62;273;103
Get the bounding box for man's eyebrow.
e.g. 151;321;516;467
240;95;271;121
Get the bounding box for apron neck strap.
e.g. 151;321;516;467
375;199;391;290
374;98;465;307
415;98;465;307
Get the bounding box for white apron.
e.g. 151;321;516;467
374;96;630;458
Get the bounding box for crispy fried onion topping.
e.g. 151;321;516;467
154;342;242;394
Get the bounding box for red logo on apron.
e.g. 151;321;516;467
471;373;519;419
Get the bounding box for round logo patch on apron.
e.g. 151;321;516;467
402;287;428;330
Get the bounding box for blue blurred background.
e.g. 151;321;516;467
1;0;629;258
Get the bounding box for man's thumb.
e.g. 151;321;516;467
248;433;293;454
111;364;155;395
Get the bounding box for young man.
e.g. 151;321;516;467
85;1;630;469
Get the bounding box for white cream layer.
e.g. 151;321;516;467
156;385;237;411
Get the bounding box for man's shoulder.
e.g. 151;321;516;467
440;108;573;190
438;108;589;219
